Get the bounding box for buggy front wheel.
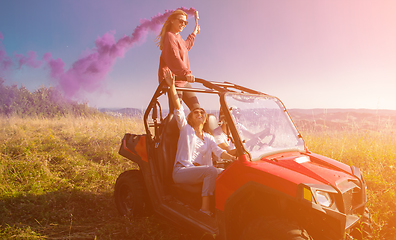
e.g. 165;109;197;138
240;217;314;240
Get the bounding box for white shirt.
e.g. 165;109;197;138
174;105;225;167
213;126;235;150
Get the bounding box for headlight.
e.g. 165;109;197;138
315;191;333;207
298;184;337;208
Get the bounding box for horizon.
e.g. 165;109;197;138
99;106;396;112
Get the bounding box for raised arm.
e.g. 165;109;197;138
164;69;181;110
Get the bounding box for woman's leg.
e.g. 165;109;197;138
173;166;218;213
201;196;211;212
173;166;218;197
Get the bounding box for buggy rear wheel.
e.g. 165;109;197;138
114;170;150;218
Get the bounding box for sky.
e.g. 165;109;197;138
1;0;396;110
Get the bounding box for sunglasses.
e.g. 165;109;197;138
193;110;205;116
177;19;188;26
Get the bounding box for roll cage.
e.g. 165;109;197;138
142;78;305;160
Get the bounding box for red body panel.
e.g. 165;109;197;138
216;152;357;212
135;136;148;162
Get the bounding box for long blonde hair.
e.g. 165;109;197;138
155;10;187;50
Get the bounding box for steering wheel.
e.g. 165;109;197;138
244;130;275;151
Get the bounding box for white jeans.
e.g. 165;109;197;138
173;165;223;196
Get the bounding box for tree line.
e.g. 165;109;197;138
0;78;100;118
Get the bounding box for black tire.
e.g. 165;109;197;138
240;217;314;240
350;207;373;240
114;170;150;218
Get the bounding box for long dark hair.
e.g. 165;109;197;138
187;108;207;127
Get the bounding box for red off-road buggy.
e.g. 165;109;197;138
115;78;372;240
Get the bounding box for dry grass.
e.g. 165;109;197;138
302;126;396;239
0;115;195;239
1;115;395;239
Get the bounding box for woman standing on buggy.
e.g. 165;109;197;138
156;9;200;111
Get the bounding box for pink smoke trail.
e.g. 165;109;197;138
0;33;13;73
44;7;197;99
0;32;44;73
14;51;43;69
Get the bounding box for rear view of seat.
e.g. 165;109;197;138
158;113;179;186
205;114;218;135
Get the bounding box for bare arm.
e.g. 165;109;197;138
164;69;181;110
220;151;237;161
218;142;237;155
192;24;200;36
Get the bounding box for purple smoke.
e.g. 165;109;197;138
1;7;196;99
14;51;43;69
44;7;196;99
0;33;44;72
0;34;13;73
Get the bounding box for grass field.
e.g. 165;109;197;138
303;127;396;239
1;115;395;239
